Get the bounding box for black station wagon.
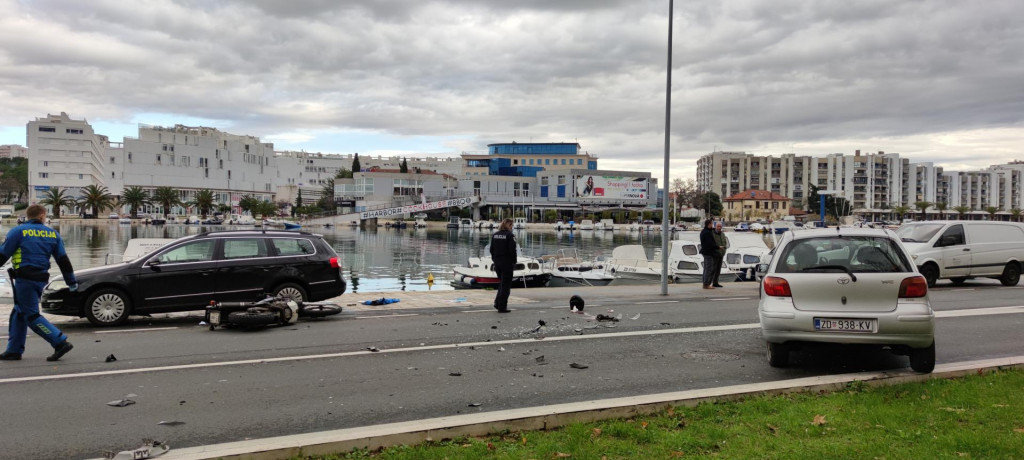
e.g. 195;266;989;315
41;230;346;326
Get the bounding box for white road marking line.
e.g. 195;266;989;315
710;297;752;301
949;288;975;292
93;327;179;334
356;314;419;319
636;300;679;304
4;305;1023;385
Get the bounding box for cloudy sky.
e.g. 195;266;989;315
1;0;1022;182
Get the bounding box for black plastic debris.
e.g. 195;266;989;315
660;322;671;326
569;363;589;369
490;326;497;329
468;403;482;407
534;355;546;364
105;354;117;363
366;347;380;352
107;399;136;407
595;314;619;322
538;320;547;326
449;372;462;377
157;421;185;426
570;295;585;311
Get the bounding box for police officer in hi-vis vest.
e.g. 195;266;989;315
0;204;78;362
489;218;517;313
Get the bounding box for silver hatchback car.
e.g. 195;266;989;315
758;228;935;373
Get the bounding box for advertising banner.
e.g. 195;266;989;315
360;196;479;219
574;175;648;200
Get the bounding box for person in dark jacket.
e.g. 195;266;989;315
489;218;517;313
699;219;719;290
0;205;78;361
711;221;728;287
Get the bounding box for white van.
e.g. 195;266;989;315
896;221;1024;287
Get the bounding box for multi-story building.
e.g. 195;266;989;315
0;144;28;159
27;112;114;204
460;142;598;177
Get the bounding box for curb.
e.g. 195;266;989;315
135;355;1024;460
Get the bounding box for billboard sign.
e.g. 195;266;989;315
574;175;648;200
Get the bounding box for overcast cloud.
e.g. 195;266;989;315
1;0;1022;181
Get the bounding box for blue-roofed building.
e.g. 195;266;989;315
461;142;598;178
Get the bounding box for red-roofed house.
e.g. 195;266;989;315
724;189;791;222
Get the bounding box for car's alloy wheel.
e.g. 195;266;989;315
85;289;130;326
273;283;307;303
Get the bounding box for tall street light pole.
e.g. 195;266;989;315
660;0;673;296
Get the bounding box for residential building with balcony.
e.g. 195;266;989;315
0;144;28;159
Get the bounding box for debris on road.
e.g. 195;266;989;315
157;421;185;426
198;321;207;326
595;314;619;322
630;314;641;320
449;372;462;377
105;354;117;363
468;403;482;407
569;363;589;369
366;347;380;352
660;322;671;326
107;398;136;407
570;295;585;311
498;347;505;352
491;326;497;329
535;355;547;365
538;320;547;326
104;439;169;460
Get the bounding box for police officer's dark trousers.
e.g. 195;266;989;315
494;263;514;311
6;278;68;355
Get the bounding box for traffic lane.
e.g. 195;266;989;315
0;297;764;380
4;312;1024;460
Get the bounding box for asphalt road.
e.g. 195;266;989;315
1;280;1023;460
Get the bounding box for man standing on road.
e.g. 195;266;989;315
699;219;719;290
489;218;517;313
711;221;728;288
0;205;78;362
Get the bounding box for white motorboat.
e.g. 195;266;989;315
541;249;615;287
413;214;428;228
459;218;475;229
554;220;566;231
606;245;664;283
446;216;460;229
723;232;771;281
595;219;615;231
117;217;131;224
452;255;551;288
578;219;595;231
666;240;736;283
513;217;527;230
474;220;496;230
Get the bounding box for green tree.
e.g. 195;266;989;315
892;206;909;221
38;187;76;219
217;204;231;214
119;186;150;219
335;168;353;179
914;201;931;221
400;157;408;173
293;189;303;217
319;179;335;210
984;206;999;220
254;200;278;219
351;153;361;173
934;202;948;219
694;191;723;217
192;189;215;217
239;194;259;214
1012;208;1022;223
77;184;116;218
152;186;183;218
953;205;970;220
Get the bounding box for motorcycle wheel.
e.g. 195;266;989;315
300;305;343;318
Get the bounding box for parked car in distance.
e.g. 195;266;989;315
757;228;935;372
41;230;346;326
107;213;119;219
897;221;1024;287
735;222;751;232
749;222;765;232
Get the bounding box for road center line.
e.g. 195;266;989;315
949;288;975;292
636;300;679;304
356;314;419;319
710;297;752;301
3;305;1022;385
93;327;179;334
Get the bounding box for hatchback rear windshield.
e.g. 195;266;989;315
896;223;945;243
775;236;912;273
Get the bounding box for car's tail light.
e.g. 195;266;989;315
763;276;792;297
899;276;927;298
329;257;340;268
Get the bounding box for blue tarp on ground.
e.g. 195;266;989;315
363;298;401;306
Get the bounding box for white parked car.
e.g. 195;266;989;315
897;221;1024;287
757;228;935;372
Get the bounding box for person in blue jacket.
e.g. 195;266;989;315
0;205;78;361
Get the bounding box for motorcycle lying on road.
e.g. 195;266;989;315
205;295;342;330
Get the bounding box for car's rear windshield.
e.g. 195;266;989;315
775;236;912;273
896;223;945;243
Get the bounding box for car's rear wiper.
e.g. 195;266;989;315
802;264;857;282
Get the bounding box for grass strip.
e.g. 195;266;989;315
304;369;1024;459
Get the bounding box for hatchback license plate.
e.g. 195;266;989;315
814;318;875;333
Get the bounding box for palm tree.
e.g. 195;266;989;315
77;184;116;218
38;187;76;219
934;202;948;220
151;186;182;218
1012;208;1022;223
892;206;909;221
217;204;231;214
239;194;258;214
193;189;216;218
914;201;931;221
119;186;150;219
984;206;999;221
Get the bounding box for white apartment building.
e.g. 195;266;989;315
27;112;112;204
943;163;1024;212
0;144;28;159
